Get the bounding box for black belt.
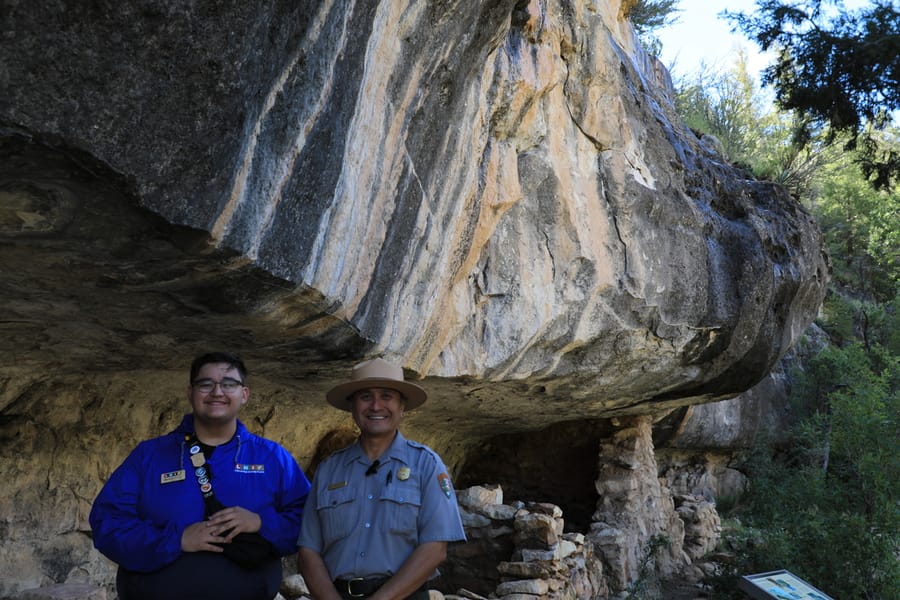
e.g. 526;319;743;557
334;577;389;598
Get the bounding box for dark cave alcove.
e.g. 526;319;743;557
455;418;617;532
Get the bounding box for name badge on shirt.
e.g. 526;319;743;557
327;481;348;490
160;469;186;484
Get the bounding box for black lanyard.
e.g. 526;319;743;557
185;434;226;516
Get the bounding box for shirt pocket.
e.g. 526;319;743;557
379;485;422;540
317;486;358;543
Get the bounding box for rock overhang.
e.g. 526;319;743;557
0;0;828;446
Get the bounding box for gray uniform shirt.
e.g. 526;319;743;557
298;431;466;579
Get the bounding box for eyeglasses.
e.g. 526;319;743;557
191;378;245;394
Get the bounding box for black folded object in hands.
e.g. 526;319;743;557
201;481;274;569
214;530;275;569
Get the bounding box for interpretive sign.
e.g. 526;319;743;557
739;569;834;600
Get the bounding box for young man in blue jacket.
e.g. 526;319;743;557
90;352;311;600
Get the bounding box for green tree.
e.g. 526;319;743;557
627;0;681;56
722;343;900;599
673;51;837;198
725;0;900;190
628;0;680;33
813;141;900;301
674;51;765;165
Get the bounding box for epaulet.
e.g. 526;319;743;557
327;444;354;462
329;444;350;456
406;438;428;450
406;439;440;463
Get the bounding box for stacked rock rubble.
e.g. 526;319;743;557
451;485;608;600
658;454;748;504
674;495;721;562
278;475;721;600
445;484;518;593
448;417;723;598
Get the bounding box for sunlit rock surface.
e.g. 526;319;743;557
0;0;828;596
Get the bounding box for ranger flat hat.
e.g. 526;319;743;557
326;358;427;411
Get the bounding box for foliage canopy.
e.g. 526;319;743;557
627;0;681;56
725;0;900;190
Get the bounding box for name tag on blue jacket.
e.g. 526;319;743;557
160;470;186;484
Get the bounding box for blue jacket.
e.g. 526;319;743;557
90;415;310;573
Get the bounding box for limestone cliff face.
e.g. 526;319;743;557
1;0;826;397
0;0;828;596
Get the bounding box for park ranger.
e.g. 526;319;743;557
298;358;466;600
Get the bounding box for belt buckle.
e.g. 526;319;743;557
346;577;366;598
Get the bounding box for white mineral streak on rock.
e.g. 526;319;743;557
212;0;342;252
350;0;631;378
304;1;418;309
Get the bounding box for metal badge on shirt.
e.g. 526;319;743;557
188;444;204;464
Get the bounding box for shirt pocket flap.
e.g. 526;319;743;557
380;485;422;507
318;485;356;510
316;486;357;542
